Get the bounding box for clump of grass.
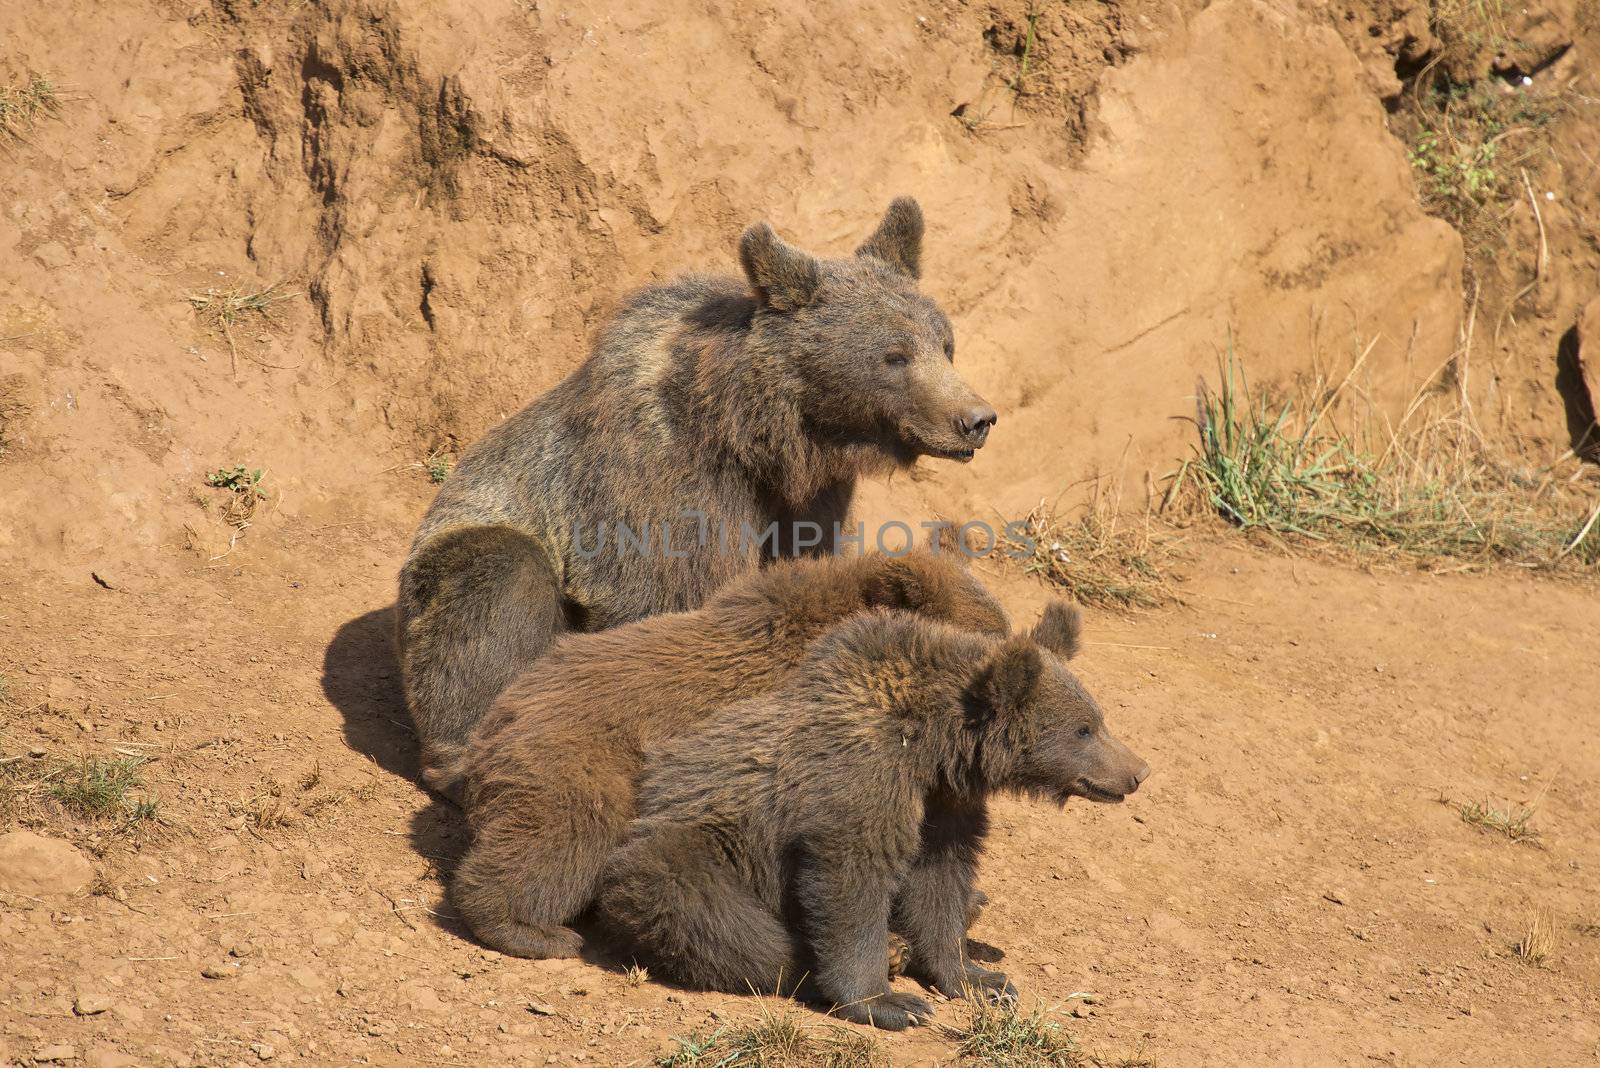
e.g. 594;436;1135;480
1515;912;1553;964
0;78;61;141
656;1008;886;1068
187;281;296;375
205;464;269;528
1004;488;1175;609
1165;345;1600;569
624;963;650;987
48;756;158;823
948;998;1088;1067
1456;797;1541;844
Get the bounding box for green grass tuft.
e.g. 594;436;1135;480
656;1008;885;1067
49;756;158;822
1456;797;1541;844
0;78;62;140
1166;344;1599;569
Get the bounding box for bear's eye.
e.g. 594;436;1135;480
1076;725;1092;739
885;351;910;368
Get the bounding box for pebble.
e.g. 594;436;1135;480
201;964;236;980
33;1045;78;1063
250;1043;276;1061
1323;887;1349;906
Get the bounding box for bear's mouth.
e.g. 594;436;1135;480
1071;780;1127;805
896;425;979;463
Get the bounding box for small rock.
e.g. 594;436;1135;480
229;942;256;958
33;1045;78;1063
0;831;94;896
73;992;114;1016
201;964;236;980
250;1043;275;1061
1040;963;1058;977
1323;888;1349;906
28;745;47;757
527;1001;557;1016
85;1048;140;1068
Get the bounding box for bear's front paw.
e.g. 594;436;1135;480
963;963;1017;1003
831;990;933;1031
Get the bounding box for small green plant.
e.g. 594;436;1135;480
49;756;156;822
427;455;451;484
205;464;269;527
0;78;61;140
656;1008;885;1067
1456;797;1541;844
206;464;263;493
623;962;649;987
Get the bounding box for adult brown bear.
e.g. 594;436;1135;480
396;198;996;786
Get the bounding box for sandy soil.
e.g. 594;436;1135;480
2;525;1598;1066
3;0;1599;1064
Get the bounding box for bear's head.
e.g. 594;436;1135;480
859;548;1010;638
969;600;1150;804
738;197;997;465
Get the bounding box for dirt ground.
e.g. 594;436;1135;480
4;0;1600;1063
3;525;1598;1066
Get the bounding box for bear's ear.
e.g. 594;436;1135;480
970;636;1043;719
854;197;924;280
739;222;821;312
862;557;930;613
1031;600;1082;660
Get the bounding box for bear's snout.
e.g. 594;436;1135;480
957;405;997;447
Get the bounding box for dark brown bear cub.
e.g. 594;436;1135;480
397;197;997;788
596;602;1150;1031
445;547;1009;960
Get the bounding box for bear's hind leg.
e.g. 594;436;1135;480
451;764;633;959
397;524;565;795
599;825;797;995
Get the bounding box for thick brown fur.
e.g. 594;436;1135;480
595;603;1150;1031
396;198;997;787
445;548;1009;960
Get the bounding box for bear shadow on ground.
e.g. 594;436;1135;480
322;606;472;893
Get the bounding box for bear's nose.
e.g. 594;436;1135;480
1129;764;1152;793
958;406;997;446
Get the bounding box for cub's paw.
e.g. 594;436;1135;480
963;963;1017;1003
923;962;1017;1002
886;933;912;979
832;991;933;1031
488;922;583;960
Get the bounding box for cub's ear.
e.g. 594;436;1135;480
739;222;821;311
862;557;930;613
925;519;966;561
970;636;1043;719
1031;600;1082;660
854;196;923;280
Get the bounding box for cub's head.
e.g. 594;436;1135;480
967;600;1150;804
859;547;1010;638
738;197;997;465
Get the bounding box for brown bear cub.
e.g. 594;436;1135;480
596;602;1150;1031
397;198;998;788
444;547;1010;961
